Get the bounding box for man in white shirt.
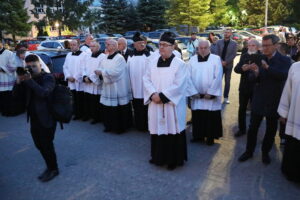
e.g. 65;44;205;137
95;39;132;133
127;32;151;131
63;40;88;120
80;34;93;55
82;41;106;124
117;37;133;62
188;40;223;145
0;41;15;116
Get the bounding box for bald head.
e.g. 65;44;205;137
106;39;118;54
70;40;80;52
198;39;211;57
118;37;127;51
85;34;93;46
90;41;100;53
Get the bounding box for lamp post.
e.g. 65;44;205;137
55;22;61;36
264;0;269;33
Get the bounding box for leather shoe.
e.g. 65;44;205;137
40;169;59;182
38;169;50;180
234;130;246;137
262;153;271;165
238;152;253;162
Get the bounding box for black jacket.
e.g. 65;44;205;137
234;51;264;95
13;72;56;128
251;51;292;117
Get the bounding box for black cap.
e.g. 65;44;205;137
160;32;176;45
133;32;146;42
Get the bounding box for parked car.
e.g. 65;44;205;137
94;33;110;39
36;36;52;41
37;40;70;50
19;40;41;51
236;30;262;42
30;49;70;84
197;32;223;40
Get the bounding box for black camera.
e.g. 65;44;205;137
16;66;33;76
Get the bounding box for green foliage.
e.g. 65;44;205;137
31;0;93;34
166;0;213;32
0;0;31;41
136;0;168;31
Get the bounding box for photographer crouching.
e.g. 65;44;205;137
13;55;59;182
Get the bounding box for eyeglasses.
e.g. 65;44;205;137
159;43;172;48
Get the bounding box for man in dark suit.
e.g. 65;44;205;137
117;37;133;62
234;39;262;137
215;29;237;104
238;34;292;164
13;55;59;182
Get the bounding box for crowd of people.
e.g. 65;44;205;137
0;29;299;184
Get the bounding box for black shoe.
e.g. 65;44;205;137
82;117;90;121
149;159;154;164
40;169;59;182
103;128;112;132
73;116;80;120
167;164;176;170
238;152;253;162
206;138;214;146
234;130;246;137
262;153;271;165
90;120;99;125
190;138;205;143
38;169;50;180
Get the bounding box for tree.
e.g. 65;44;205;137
31;0;93;35
0;0;31;42
238;0;292;27
166;0;213;33
210;0;230;26
124;3;139;31
137;0;168;31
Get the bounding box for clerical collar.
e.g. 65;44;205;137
133;48;150;57
72;50;82;56
107;51;118;59
91;51;102;58
198;53;210;62
157;54;175;67
83;44;89;48
0;48;5;55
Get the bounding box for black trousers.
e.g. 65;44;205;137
30;116;58;170
83;93;102;122
223;66;233;98
238;92;252;131
72;90;84;118
279;121;286;139
0;91;12;116
246;113;278;154
192;110;223;140
102;103;133;133
132;98;148;131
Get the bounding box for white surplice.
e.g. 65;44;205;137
63;51;88;91
188;54;223;111
83;53;106;95
143;56;188;135
0;49;15;91
99;53;132;106
80;45;92;55
127;53;151;98
278;62;300;140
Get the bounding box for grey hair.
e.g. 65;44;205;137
90;40;100;48
263;34;280;44
85;34;93;40
198;39;211;47
248;39;261;47
107;38;118;47
118;37;127;45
